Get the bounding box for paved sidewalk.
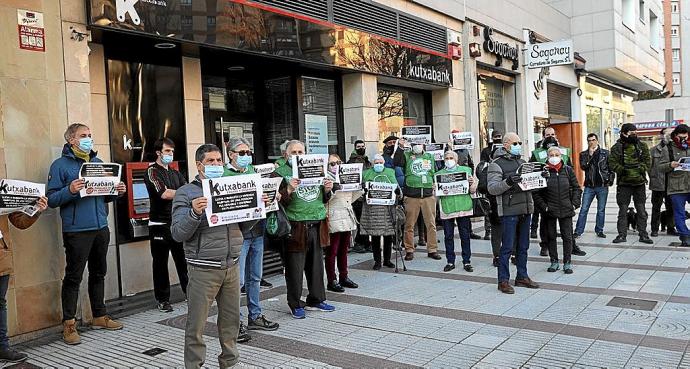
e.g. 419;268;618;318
10;191;690;368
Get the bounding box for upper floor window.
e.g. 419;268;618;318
623;0;635;29
180;0;192;5
207;16;216;27
672;26;680;37
650;11;660;49
181;15;192;28
639;0;645;22
673;49;680;61
672;2;680;13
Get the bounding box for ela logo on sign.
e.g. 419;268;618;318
116;0;140;25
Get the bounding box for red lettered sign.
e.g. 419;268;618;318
17;10;45;52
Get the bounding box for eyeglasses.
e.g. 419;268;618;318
329;161;342;167
233;150;252;156
511;142;523;146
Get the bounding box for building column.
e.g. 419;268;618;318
432;58;469;155
182;57;204;181
342;73;379;156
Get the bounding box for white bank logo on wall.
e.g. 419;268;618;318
407;63;451;85
116;0;168;25
526;40;574;69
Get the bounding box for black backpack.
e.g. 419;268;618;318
476;161;490;195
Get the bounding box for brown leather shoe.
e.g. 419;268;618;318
91;315;123;330
514;278;540;289
497;281;514;294
404;252;414;261
62;319;81;345
427;252;442;260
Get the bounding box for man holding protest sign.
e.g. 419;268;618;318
171;144;244;369
488;132;542;294
47;123;126;345
657;124;690;246
436;151;477;273
275;140;336;319
223;137;279;341
394;141;440;261
144;138;188;314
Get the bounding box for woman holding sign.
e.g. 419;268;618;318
532;147;581;274
360;154;399;270
324;154;361;292
436;151;478;272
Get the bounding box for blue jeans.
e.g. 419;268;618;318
442;217;472;265
498;215;531;283
575;186;608;235
239;236;264;320
671;193;690;238
0;274;9;349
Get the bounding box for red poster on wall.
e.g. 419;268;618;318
17;9;45;52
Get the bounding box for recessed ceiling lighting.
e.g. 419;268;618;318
227;66;245;71
154;42;176;49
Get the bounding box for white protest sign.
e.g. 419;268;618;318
517;162;547;191
335;163;363;191
425;143;445;161
435;172;469;196
450;132;474;150
202;174;265;227
401;125;432;145
365;182;397;205
292;154;328;186
79;163;122;197
0;179;45;215
253;163;276;178
261;177;283;213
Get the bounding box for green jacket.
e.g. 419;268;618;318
362;168;397;184
223;164;255;177
403;151;436;189
274;163;327;222
435;166;473;219
609;139;651;186
275;157;287;167
658;141;690;195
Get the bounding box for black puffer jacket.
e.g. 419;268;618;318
532;164;582;218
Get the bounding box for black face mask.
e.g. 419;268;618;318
622;134;639;144
492;138;502;144
383;146;394;155
542;136;558;149
355;148;366;156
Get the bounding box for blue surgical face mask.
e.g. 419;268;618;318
204;165;224;179
161;154;173;165
78;137;93;152
509;144;522;156
236;155;252;168
373;163;384;173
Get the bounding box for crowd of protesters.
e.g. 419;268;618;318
2;121;688;368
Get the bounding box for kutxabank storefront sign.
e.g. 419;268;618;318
89;0;452;86
526;40;574;69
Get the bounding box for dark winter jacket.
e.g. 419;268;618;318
348;152;372;169
579;147;613;188
657;140;690;195
487;151;534;217
47;144;116;233
383;152;405;188
171;176;243;268
649;141;669;192
609;139;651;186
532;164;582;218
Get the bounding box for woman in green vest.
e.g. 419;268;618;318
437;151;478;272
360;154;399;270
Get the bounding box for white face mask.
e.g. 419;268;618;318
412;145;423;154
444;159;456;169
548;156;562;165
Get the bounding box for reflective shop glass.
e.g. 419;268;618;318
377;87;428;145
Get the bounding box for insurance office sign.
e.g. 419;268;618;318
526;39;574;69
